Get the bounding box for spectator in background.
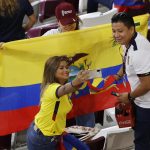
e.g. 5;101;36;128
87;0;113;13
43;2;96;128
0;0;36;149
111;12;150;150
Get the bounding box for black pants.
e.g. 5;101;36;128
134;104;150;150
87;0;113;13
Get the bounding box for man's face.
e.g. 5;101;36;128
112;22;134;47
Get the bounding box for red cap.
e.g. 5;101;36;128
55;2;77;26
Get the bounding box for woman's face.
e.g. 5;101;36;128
55;60;69;84
112;22;134;47
59;22;77;32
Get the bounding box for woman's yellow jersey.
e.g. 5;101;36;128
35;83;72;136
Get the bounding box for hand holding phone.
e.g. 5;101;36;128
88;69;102;79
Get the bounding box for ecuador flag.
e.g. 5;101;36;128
0;14;148;135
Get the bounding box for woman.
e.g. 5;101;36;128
0;0;36;149
43;2;95;128
26;56;90;150
111;12;150;150
0;0;36;43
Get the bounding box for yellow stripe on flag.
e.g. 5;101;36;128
0;14;148;87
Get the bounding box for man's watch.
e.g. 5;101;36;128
128;93;135;101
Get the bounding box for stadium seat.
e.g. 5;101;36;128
26;26;42;38
79;8;118;29
104;128;134;150
92;125;134;150
26;23;58;38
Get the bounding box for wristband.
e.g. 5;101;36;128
128;93;135;101
70;81;77;90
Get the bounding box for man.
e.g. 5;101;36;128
111;12;150;150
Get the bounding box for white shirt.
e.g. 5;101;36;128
42;28;61;36
124;32;150;108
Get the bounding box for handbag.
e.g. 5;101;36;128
115;102;135;128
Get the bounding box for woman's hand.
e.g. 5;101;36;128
72;70;89;87
57;70;89;97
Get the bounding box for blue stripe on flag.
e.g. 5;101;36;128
0;84;40;111
114;0;144;6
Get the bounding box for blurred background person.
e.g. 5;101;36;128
43;2;95;128
0;0;36;149
0;0;36;43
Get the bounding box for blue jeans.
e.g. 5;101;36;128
134;104;150;150
26;123;60;150
76;113;95;127
63;133;90;150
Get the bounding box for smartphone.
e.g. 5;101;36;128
88;69;102;79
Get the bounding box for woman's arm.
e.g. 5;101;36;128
57;70;89;97
23;14;36;32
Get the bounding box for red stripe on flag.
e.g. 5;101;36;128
67;82;130;119
114;5;145;12
0;106;39;136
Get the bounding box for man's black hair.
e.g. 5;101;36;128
111;12;135;28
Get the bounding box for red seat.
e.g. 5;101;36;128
27;27;42;38
27;23;58;38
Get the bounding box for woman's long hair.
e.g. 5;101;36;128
40;56;69;96
0;0;19;17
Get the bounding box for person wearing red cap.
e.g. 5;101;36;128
43;2;95;129
43;2;79;35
